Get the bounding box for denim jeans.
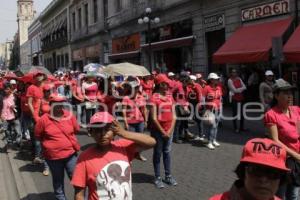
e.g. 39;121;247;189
20;112;32;139
204;110;221;143
277;183;299;200
2;119;22;145
128;122;145;133
46;153;78;200
151;130;173;178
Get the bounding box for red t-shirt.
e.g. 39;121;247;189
34;110;80;160
26;84;44;119
264;106;300;153
40;99;50;115
150;93;175;133
71;139;137;200
202;85;223;110
209;192;281;200
122;95;145;124
141;80;154;99
20;95;31;114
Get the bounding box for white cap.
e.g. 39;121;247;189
207;73;220;80
168;72;175;77
10;79;17;84
265;70;274;76
190;75;197;81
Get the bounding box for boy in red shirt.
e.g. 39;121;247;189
71;112;156;200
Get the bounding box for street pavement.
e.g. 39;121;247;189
6;108;266;200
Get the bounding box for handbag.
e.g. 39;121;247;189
52;120;81;152
202;109;215;126
286;157;300;186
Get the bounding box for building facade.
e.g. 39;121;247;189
69;0;108;71
20;40;31;67
17;0;35;46
0;40;13;69
105;0;299;75
40;0;71;72
28;16;43;66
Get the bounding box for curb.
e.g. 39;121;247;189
0;135;41;200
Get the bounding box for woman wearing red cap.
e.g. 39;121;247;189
149;74;177;188
71;112;156;200
35;94;80;200
202;73;223;150
210;138;289;200
264;79;300;200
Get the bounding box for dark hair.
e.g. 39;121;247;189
234;162;288;185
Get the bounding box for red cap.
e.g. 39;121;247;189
155;74;171;86
240;138;289;171
90;112;115;124
49;93;67;102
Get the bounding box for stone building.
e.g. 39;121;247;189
28;16;43;66
69;0;109;70
40;0;71;72
0;40;13;69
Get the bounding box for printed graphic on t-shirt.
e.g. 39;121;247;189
96;160;132;200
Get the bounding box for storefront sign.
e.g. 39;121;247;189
242;0;290;22
112;33;140;54
86;44;101;58
204;14;225;32
72;48;85;61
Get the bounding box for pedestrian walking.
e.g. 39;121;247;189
202;73;223;150
259;70;275;111
0;83;22;151
71;112;156;200
227;69;247;133
209;138;289;200
149;74;177;188
264;79;300;200
35;93;80;200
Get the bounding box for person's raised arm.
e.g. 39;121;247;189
74;187;85;200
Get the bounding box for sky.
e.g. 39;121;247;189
0;0;52;43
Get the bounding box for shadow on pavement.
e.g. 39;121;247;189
80;143;95;151
20;192;55;200
132;173;154;184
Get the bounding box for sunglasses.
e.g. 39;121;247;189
246;165;284;180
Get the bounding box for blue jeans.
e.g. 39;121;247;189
277;183;299;200
204;110;221;143
151;130;173;178
46;153;78;200
20;112;32;139
128;122;145;133
2;119;22;145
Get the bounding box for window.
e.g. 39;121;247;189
103;0;108;20
78;8;82;29
84;4;89;26
115;0;122;12
72;12;76;31
93;0;98;23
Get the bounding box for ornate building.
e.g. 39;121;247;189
17;0;35;46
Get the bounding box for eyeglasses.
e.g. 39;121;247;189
246;165;284;180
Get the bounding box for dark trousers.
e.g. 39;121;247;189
231;100;244;130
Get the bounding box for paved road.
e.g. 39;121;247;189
12;109;266;200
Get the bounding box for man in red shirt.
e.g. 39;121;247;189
71;112;156;200
26;72;46;165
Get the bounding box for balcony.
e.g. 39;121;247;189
42;37;68;52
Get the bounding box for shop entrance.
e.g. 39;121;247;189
154;47;192;73
206;29;225;74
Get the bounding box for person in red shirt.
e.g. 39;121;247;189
202;73;223;150
26;72;46;164
187;75;205;140
227;69;247;133
35;93;80;200
264;79;300;200
210;138;289;200
140;75;154;100
71;112;156;200
40;84;54;115
150;74;177;188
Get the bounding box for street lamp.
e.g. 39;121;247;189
138;7;160;72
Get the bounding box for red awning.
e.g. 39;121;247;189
213;17;293;64
283;25;300;63
141;36;195;51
